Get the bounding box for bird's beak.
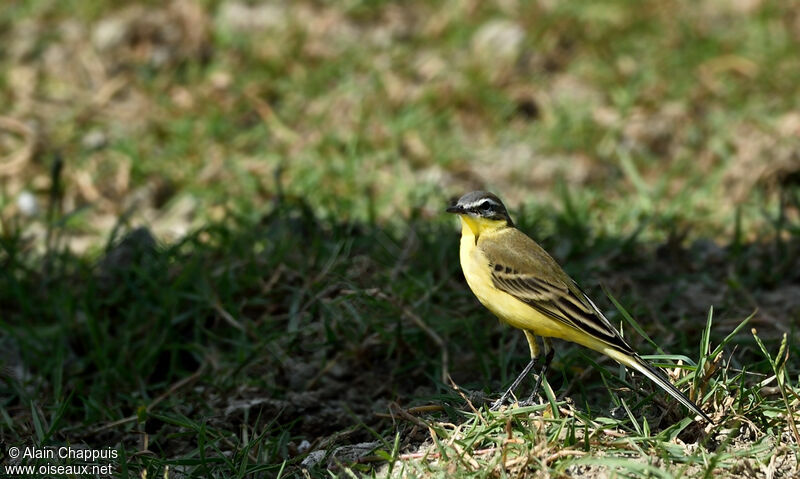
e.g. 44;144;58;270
446;204;463;214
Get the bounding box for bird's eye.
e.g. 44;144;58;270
479;200;494;211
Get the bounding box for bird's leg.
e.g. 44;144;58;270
491;331;540;410
520;338;554;406
490;357;537;410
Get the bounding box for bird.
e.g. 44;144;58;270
446;190;712;423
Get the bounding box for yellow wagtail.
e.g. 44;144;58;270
446;191;712;423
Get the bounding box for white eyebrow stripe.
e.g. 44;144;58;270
462;198;501;209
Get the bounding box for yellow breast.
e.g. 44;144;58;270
457;219;574;341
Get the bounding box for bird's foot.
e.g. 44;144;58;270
516;396;541;407
490;398;506;411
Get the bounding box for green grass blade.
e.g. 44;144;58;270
604;288;661;353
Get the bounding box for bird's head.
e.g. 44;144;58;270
446;191;514;235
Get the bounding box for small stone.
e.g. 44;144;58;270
215;2;287;33
16;190;38;217
82;129;107;150
92;17;129;51
329;442;379;465
301;450;325;468
209;71;232;90
471;19;525;68
298;439;311;453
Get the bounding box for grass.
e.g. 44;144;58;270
2;189;799;477
1;0;800;477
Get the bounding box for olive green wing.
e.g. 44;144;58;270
480;228;633;353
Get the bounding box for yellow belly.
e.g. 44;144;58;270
458;230;573;341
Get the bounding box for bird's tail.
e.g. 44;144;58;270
606;349;714;424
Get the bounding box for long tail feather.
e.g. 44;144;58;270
607;349;714;424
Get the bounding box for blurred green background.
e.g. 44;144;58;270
3;0;799;245
2;0;800;477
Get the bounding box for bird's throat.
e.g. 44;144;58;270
459;215;481;240
459;215;508;244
